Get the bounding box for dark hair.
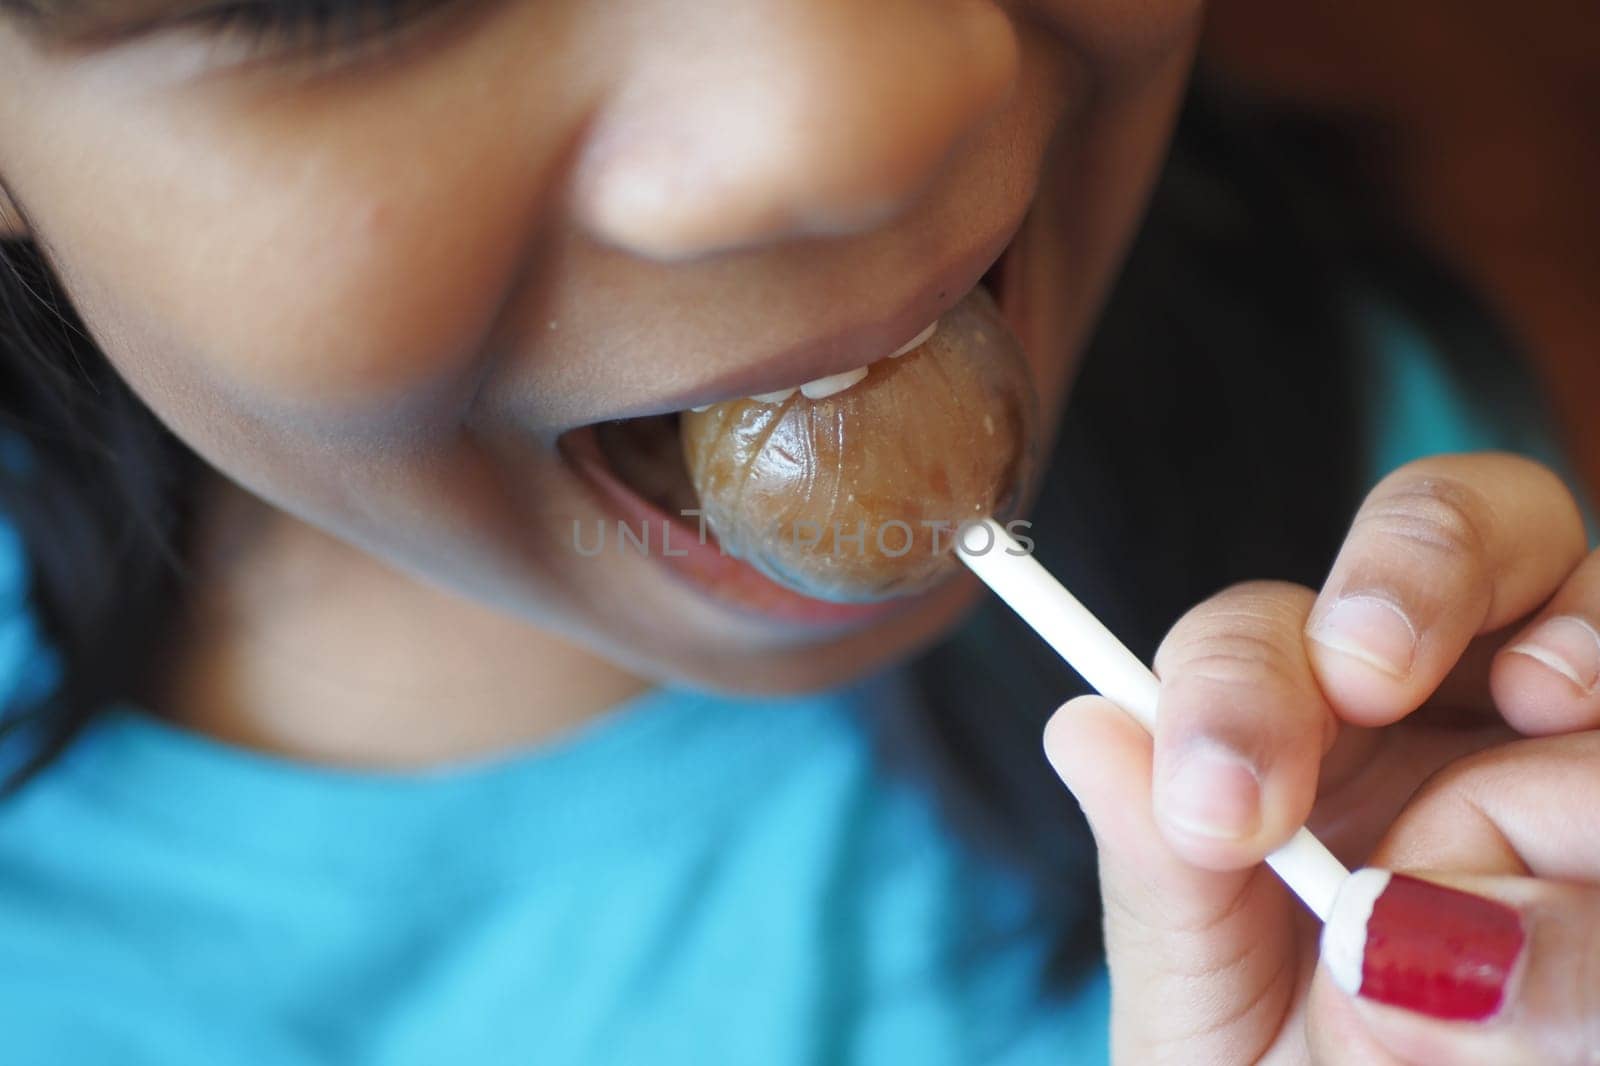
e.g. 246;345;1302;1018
0;79;1538;985
887;82;1544;983
0;230;205;786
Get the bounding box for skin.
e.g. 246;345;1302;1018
0;0;1202;762
1051;455;1600;1062
1045;6;1600;1061
2;2;1595;1058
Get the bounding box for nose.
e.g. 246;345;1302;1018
571;1;1020;260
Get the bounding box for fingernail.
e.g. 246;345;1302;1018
1506;615;1600;694
1161;742;1261;841
1309;594;1418;679
1322;869;1525;1022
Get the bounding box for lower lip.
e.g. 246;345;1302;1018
560;237;1027;627
561;425;909;627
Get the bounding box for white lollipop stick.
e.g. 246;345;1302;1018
957;517;1348;921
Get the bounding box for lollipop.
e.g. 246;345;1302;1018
681;287;1035;602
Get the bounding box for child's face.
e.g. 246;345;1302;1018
0;1;1198;691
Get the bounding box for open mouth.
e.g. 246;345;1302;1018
559;244;1019;627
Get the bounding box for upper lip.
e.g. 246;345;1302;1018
576;212;1023;423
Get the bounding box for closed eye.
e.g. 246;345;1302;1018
171;0;442;52
3;0;461;56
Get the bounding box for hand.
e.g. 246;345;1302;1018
1311;733;1600;1064
1043;452;1596;1062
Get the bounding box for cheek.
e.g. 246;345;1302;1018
42;136;529;431
1;22;587;432
45;172;542;547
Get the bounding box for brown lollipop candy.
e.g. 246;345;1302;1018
681;287;1036;603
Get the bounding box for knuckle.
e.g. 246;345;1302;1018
1353;475;1495;568
1179;633;1295;691
1402;758;1481;820
1164;583;1311;660
1165;585;1312;689
1405;738;1522;809
1416;733;1600;807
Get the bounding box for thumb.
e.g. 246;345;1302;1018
1320;867;1600;1065
1045;697;1299;1063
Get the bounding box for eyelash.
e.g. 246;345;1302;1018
182;0;425;53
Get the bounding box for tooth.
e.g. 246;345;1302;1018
889;321;938;358
799;366;869;400
730;319;935;410
690;403;714;412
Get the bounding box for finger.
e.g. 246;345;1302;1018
1320;870;1600;1065
1044;697;1297;1064
1313;733;1600;1064
1365;732;1600;883
1150;581;1334;869
1492;547;1600;735
1306;453;1587;727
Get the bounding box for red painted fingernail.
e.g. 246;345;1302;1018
1322;869;1525;1021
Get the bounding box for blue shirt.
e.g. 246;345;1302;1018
0;300;1581;1065
0;679;1107;1065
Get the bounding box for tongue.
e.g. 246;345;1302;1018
594;414;701;519
680;287;1036;604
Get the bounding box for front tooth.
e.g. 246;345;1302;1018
799;366;869;400
752;387;797;404
739;319;935;408
889;321;938;358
